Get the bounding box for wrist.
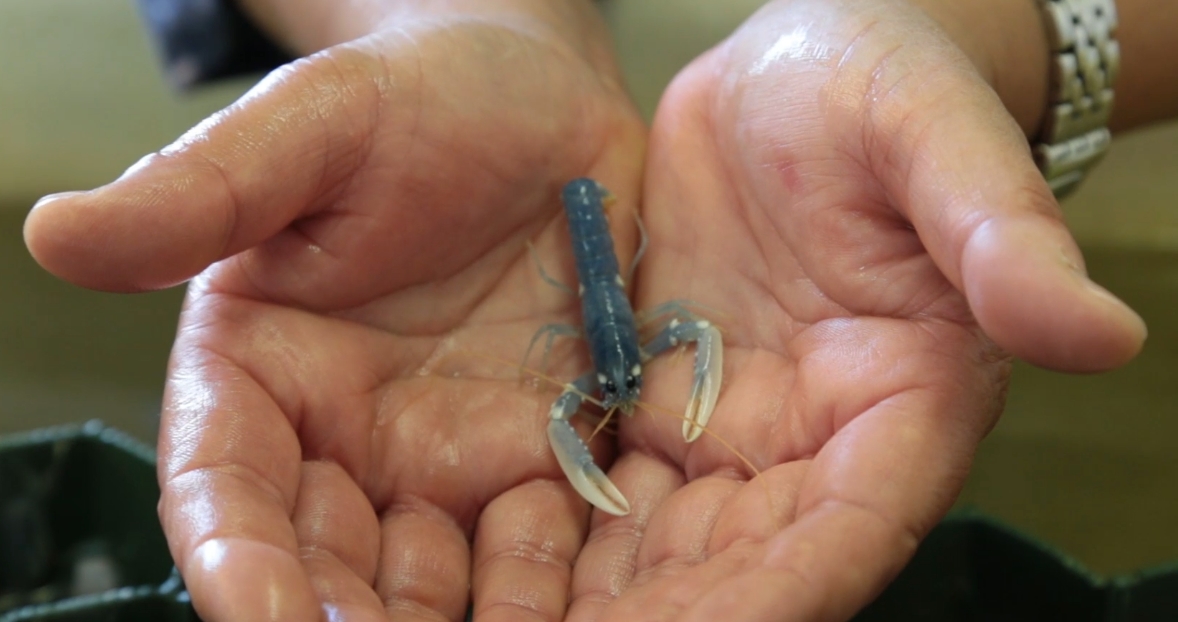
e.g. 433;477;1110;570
906;0;1052;138
236;0;626;93
1109;0;1178;131
236;0;609;56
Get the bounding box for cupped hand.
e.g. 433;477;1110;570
22;0;1152;620
25;5;651;620
566;1;1147;621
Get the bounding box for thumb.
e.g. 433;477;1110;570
24;47;382;292
869;49;1145;372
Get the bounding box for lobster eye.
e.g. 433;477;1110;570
625;376;637;390
604;380;618;394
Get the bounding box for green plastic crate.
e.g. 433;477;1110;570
853;509;1178;621
0;577;194;622
0;422;178;620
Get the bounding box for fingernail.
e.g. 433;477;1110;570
31;191;84;211
1082;277;1149;340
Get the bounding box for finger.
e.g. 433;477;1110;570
292;461;386;621
706;460;808;553
470;480;586;622
159;347;314;621
849;22;1146;371
24;47;384;292
566;453;683;622
191;289;473;620
594;462;805;622
680;506;911;622
682;348;997;620
374;498;471;622
160;283;404;621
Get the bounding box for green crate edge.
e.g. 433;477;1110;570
0;420;174;622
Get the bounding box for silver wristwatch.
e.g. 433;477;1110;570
1033;0;1120;198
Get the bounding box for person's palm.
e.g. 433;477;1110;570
565;2;1144;621
27;17;649;622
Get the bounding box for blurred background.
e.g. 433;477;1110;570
1;0;1175;578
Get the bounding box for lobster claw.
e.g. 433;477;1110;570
682;323;722;442
547;417;630;516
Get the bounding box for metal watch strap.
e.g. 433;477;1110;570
1034;0;1119;198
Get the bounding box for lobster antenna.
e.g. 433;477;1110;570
587;406;619;442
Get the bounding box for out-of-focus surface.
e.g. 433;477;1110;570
1;0;1175;578
0;0;249;442
0;1;248;207
957;247;1178;575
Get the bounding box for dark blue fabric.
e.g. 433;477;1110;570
136;0;293;89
